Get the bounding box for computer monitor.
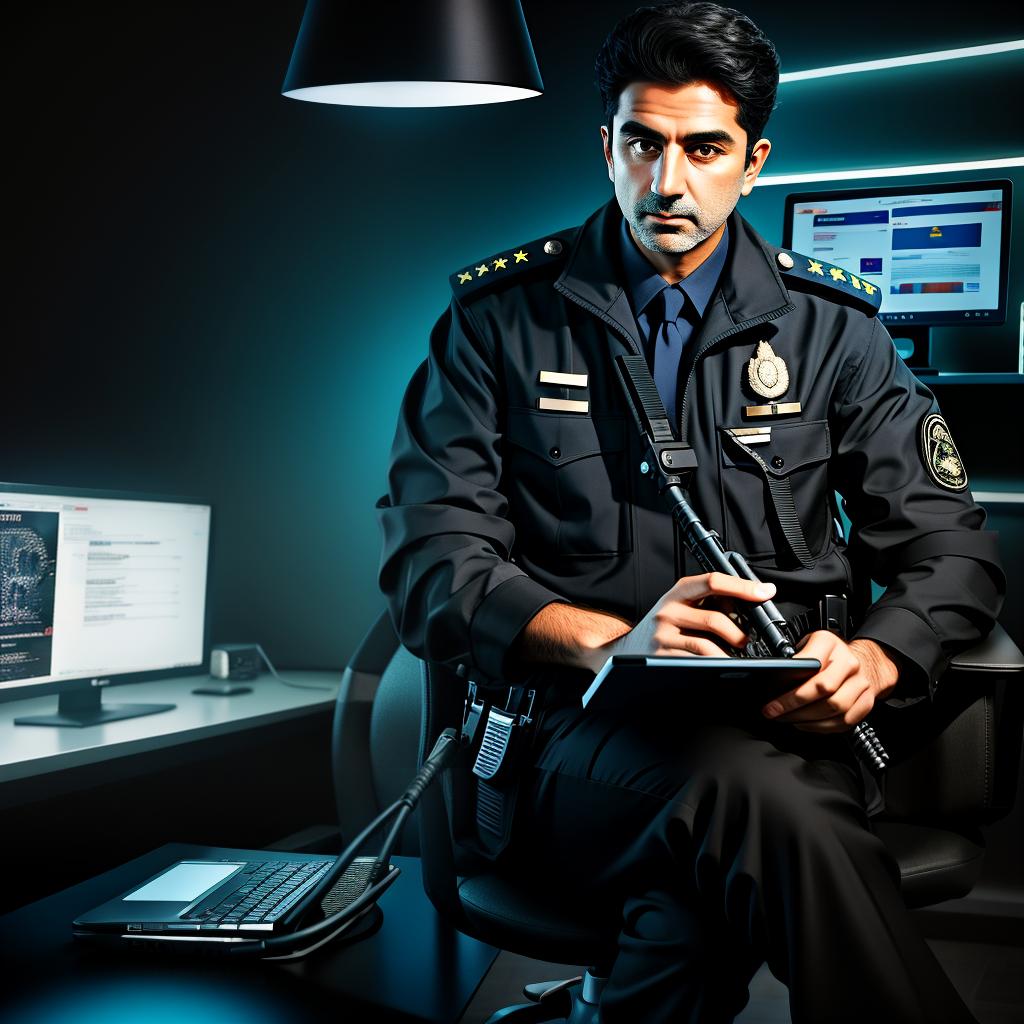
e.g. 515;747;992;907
0;483;211;727
783;179;1012;372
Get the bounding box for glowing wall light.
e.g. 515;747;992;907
754;156;1024;187
780;39;1024;83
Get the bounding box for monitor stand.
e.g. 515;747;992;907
890;325;938;376
14;686;176;728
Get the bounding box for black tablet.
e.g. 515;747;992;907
581;655;821;713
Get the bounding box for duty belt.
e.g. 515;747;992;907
784;594;850;644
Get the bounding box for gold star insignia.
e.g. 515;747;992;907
476;264;489;276
861;281;877;296
513;250;529;263
493;257;508;270
457;271;472;284
807;259;824;276
849;276;862;290
829;267;847;283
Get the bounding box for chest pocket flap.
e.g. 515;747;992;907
718;419;831;566
720;418;830;474
506;409;626;465
504;409;631;556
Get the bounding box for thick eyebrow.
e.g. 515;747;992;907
617;120;737;148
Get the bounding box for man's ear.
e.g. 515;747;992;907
601;125;614;183
741;138;771;196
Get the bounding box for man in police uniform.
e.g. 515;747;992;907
378;3;1004;1021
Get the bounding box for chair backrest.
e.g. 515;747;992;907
329;610;505;926
332;610;424;855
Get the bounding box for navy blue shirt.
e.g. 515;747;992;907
619;216;730;390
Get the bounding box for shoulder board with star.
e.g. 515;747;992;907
449;234;570;301
773;248;882;317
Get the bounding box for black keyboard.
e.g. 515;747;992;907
183;860;333;927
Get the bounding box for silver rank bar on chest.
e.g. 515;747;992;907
538;369;589;412
539;370;588;388
727;426;772;445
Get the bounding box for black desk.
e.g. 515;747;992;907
0;844;498;1024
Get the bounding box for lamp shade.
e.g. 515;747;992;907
282;0;544;108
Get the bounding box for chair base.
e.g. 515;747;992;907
484;970;606;1024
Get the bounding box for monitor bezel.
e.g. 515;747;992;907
0;480;213;705
781;178;1013;327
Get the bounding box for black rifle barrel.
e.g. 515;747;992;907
665;485;888;773
614;355;888;773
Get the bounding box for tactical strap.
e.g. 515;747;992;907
726;435;815;568
765;473;815;567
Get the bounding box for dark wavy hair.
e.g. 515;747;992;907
595;2;780;165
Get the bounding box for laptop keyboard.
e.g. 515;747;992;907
183;860;333;927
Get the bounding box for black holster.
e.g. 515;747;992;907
455;682;540;861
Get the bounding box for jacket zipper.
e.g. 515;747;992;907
554;283;794;608
553;281;794;443
676;303;794;441
551;282;642;357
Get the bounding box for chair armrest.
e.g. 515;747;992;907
877;623;1024;826
946;622;1024;675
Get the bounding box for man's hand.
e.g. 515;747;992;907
761;633;901;733
578;572;776;674
516;572;775;676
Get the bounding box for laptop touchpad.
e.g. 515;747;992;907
123;862;244;902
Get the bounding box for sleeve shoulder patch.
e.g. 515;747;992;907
920;412;969;491
449;234;570;300
774;248;882;317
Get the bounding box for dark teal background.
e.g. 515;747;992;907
8;2;1024;670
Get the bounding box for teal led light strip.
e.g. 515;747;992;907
973;492;1024;504
780;39;1024;82
754;156;1024;187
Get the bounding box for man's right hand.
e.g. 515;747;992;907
516;572;776;676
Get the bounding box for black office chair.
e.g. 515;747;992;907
333;610;1024;1023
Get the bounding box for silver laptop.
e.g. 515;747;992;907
73;852;383;954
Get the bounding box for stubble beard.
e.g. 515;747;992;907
631;213;716;254
628;181;742;255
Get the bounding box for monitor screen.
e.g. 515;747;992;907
0;485;211;695
783;179;1011;328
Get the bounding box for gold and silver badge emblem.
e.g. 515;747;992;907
920;413;968;491
747;340;789;400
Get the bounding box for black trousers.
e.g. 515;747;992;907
512;703;978;1024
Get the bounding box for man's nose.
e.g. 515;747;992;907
651;146;688;198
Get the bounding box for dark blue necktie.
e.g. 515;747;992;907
652;285;691;424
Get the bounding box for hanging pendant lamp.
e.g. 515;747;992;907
282;0;544;108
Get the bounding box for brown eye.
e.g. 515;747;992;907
628;139;660;156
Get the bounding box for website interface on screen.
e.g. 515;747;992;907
0;492;210;690
789;187;1004;322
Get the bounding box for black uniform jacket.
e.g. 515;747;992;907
378;199;1004;699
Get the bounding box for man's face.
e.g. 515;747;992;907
601;80;770;257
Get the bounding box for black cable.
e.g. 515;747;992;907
255;868;401;957
366;730;459;885
255;644;332;691
230;728;460;958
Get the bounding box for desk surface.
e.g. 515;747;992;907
0;670;339;783
0;671;340;812
0;844;498;1024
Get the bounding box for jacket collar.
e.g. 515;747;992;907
555;197;793;348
